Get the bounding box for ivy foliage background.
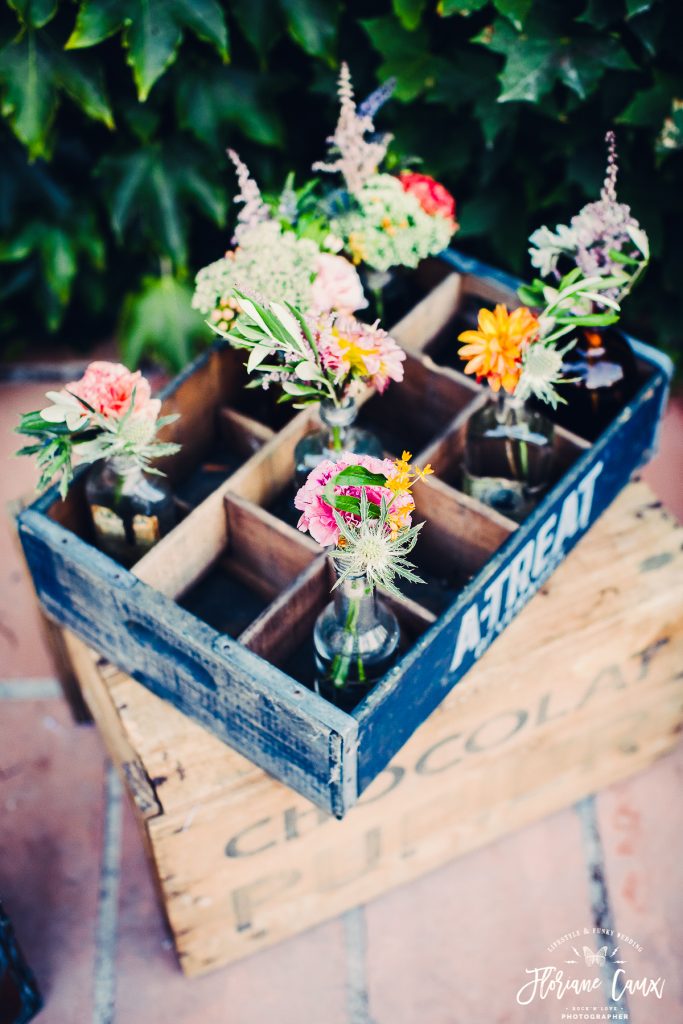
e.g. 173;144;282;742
0;0;681;370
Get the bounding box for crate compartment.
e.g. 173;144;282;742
420;410;591;514
178;496;318;638
240;556;435;702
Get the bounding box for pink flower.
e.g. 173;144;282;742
295;451;397;546
310;253;368;315
67;361;161;423
399;171;457;223
315;315;405;393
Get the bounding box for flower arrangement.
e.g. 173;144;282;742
295;451;432;692
16;361;180;498
457;269;628;407
529;132;649;305
192;150;366;333
314;64;458;273
227;293;405;411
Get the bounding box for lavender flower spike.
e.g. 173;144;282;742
227;149;270;244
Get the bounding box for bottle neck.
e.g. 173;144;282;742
332;572;377;628
492;391;526;426
320;397;358;454
107;454;143;480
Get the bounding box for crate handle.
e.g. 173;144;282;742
124;618;218;692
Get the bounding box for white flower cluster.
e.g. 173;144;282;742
333;174;453;272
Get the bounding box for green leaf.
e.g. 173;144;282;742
0;28;113;159
232;0;282;55
8;0;59;29
626;0;651;17
65;0;125;49
99;146;225;270
362;17;433;102
176;67;284;149
438;0;488;15
280;0;339;62
119;275;207;371
617;78;672;127
493;0;532;30
332;466;388;488
40;226;77;306
392;0;427;32
0;29;57;159
172;0;229;62
123;0;183;102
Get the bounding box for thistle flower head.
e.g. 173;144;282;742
516;341;567;409
332;490;425;597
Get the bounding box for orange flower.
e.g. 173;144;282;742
457;304;539;394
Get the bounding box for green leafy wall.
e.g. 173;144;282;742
1;0;680;370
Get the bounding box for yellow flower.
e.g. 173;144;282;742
457;304;539;394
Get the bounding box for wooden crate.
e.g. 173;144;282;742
16;251;672;817
62;482;683;976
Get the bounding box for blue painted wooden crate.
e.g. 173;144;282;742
0;903;42;1024
17;250;672;817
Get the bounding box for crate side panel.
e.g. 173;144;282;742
356;372;669;791
16;512;357;815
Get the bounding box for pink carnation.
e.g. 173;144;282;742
68;361;161;423
295;451;408;547
310;253;368;315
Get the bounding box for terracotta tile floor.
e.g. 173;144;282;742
1;378;681;1024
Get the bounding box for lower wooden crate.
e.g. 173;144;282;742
60;482;683;976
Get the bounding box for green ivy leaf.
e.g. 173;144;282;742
8;0;59;29
392;0;428;32
99;146;226;270
232;0;282;55
119;275;207;371
176;66;284;149
362;17;433;101
67;0;229;101
493;0;532;31
438;0;488;15
280;0;339;62
626;0;652;17
0;27;113;159
617;76;672;126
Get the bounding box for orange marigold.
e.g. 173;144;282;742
457;304;539;394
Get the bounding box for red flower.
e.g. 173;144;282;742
399;172;457;222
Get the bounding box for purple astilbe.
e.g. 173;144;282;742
569;131;644;297
358;77;397;119
313;63;392;196
227;149;270;243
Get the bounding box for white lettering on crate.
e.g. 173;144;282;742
450;460;604;674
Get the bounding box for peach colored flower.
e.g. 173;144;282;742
457;305;539;394
67;361;161;423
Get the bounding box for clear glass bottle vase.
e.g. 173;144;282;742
85;455;176;566
313;571;400;712
294;397;384;486
462;393;555;523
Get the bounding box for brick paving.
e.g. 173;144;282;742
1;379;681;1024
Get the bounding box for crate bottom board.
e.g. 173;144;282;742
61;482;683;976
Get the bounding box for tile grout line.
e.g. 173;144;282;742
576;796;630;1019
343;907;375;1024
93;760;123;1024
0;677;61;700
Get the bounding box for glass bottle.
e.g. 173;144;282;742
462;393;555;523
313;572;400;712
85;456;176;566
551;328;639;441
294;397;384;486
